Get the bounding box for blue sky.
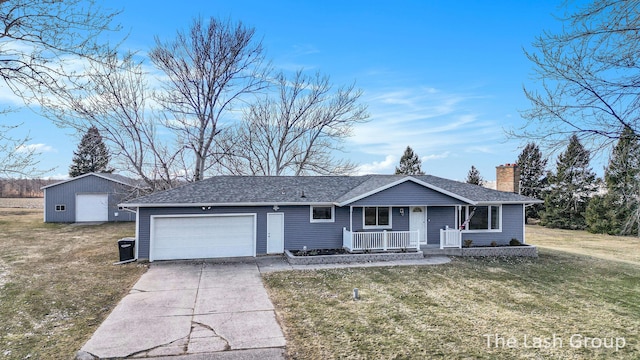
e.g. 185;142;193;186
4;0;582;180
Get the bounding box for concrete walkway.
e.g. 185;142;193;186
78;256;450;359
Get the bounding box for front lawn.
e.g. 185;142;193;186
0;207;147;359
263;249;639;359
526;224;640;265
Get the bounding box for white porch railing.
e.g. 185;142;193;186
440;227;462;249
343;228;420;252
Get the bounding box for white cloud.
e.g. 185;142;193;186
348;85;503;159
356;155;396;175
15;143;56;153
422;151;451;161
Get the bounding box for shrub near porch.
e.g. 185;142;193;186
263;250;639;359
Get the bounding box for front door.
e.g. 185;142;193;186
267;213;285;254
410;206;427;245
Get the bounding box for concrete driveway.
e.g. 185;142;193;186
79;260;286;359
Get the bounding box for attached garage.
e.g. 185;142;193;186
150;214;256;261
76;194;109;222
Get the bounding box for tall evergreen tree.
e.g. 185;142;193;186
466;165;483;186
587;127;640;235
541;135;596;229
69;126;113;177
395;146;424;175
517;142;548;220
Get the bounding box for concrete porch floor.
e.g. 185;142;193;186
420;245;463;256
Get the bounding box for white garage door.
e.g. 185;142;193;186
76;194;109;222
151;215;255;261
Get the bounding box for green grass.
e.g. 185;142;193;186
263;250;640;359
0;208;147;359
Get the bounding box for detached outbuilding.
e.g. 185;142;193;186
42;173;139;223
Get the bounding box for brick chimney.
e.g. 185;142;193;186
496;163;520;193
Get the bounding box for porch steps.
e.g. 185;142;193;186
420;247;463;256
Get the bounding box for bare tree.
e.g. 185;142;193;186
0;123;43;177
0;0;120;176
516;0;640;152
41;53;181;192
216;70;369;175
0;0;120;96
149;17;269;181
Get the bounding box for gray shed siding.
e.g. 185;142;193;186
44;175;135;223
426;206;456;245
460;204;524;246
348;181;469;206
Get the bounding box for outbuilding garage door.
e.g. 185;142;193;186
151;214;256;261
76;194;109;222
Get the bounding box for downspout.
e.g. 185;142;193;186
117;206;139;262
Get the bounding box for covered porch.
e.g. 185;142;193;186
342;228;422;252
340;205;462;252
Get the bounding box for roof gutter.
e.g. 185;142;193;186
118;201;337;208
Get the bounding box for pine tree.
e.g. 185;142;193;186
69;126;113;177
517;142;548;220
585;194;618;234
466;165;483;186
395;146;424;175
588;127;640;235
541;135;596;230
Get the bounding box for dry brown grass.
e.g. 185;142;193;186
0;208;147;359
264;249;639;359
526;225;640;266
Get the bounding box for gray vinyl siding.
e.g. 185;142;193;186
136;203;526;259
283;206;350;251
137;205;352;259
348;207;409;232
460;204;524;246
348;181;469;206
44;175;136;223
426;206;456;245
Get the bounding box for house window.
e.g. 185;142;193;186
364;207;391;228
310;206;334;222
55;204;66;212
459;205;501;231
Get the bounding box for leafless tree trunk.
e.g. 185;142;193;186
149;17;269;181
40;53;181;192
515;0;640;152
216;70;369;176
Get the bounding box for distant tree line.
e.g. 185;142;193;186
0;179;58;198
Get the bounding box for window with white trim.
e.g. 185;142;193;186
459;205;500;230
55;204;66;212
310;205;335;222
364;207;391;228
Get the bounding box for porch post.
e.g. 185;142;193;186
349;206;353;231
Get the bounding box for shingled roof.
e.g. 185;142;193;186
122;175;541;207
